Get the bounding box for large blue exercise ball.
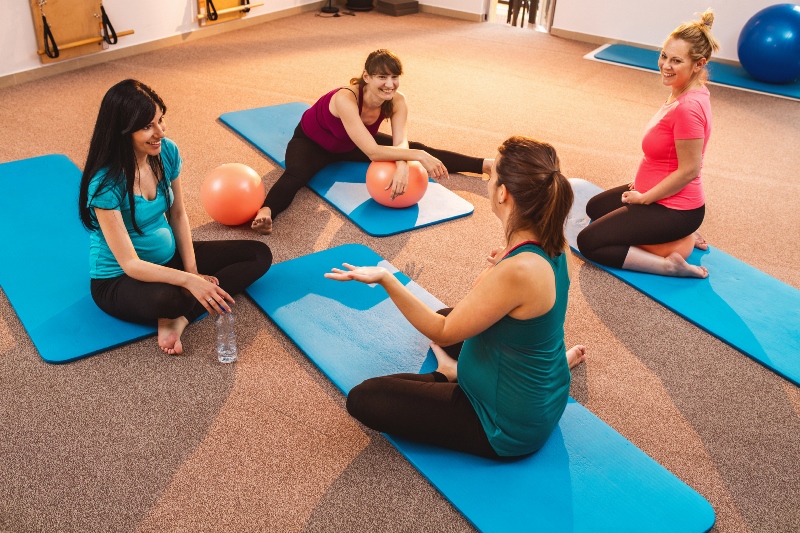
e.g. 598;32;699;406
737;4;800;84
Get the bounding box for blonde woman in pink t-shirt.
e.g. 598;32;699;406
577;10;721;278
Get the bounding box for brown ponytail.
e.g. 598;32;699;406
349;49;403;118
496;136;574;257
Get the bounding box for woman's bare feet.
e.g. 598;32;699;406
431;342;458;382
251;207;273;235
665;252;708;278
693;232;708;250
566;345;587;369
157;316;189;355
623;247;708;278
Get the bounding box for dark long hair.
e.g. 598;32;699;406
496;136;573;257
79;79;169;234
349;49;403;119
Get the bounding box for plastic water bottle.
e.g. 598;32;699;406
215;311;238;363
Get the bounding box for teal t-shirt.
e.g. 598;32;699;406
458;243;571;457
87;138;181;279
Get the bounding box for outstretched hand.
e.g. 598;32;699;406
324;263;389;285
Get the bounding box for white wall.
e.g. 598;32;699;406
552;0;781;62
423;0;484;15
1;0;319;78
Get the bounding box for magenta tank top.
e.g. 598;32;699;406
300;84;385;153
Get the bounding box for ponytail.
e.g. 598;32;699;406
496;136;573;257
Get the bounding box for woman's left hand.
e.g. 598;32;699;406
201;274;219;285
325;263;389;284
388;164;409;200
486;247;504;265
621;190;647;204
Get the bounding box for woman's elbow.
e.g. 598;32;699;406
118;258;144;278
684;166;702;182
363;147;381;161
432;330;462;346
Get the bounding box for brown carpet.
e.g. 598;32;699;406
1;11;799;533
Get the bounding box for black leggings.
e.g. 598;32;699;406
91;240;272;324
346;309;500;458
263;125;485;219
576;184;705;268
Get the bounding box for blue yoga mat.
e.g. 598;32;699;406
0;155;155;363
567;178;800;387
219;103;474;237
590;44;800;100
246;244;715;532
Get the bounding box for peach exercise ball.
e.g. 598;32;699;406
366;161;429;208
639;234;695;259
201;163;265;226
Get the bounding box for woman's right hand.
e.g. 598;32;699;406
389;163;409;200
185;273;234;315
416;151;448;179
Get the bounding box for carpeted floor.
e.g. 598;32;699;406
1;10;798;533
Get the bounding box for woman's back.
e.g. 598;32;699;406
458;243;571;456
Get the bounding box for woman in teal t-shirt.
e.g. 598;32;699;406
326;136;586;458
78;79;272;355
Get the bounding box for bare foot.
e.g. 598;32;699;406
482;158;494;175
431;342;458;382
566;345;587;369
157;316;189;355
251;207;273;235
665;252;708;278
693;232;708;250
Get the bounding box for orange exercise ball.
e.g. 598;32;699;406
365;161;429;208
201;163;265;226
639;234;695;259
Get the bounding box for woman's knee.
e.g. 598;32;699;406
576;228;617;265
151;287;195;318
248;240;273;274
346;378;382;424
576;227;595;255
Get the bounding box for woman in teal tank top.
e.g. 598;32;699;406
78;80;272;356
326;136;586;457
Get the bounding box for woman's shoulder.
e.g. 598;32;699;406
160;138;182;181
86;166;124;206
392;90;407;105
675;87;711;122
332;85;359;101
497;248;554;279
161;137;179;156
680;86;711;106
87;165;117;190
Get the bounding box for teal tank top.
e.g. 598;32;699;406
458;242;571;456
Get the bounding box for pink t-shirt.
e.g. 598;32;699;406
634;86;711;210
300;85;385;153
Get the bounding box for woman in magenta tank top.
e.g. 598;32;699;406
576;11;721;278
251;49;493;235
